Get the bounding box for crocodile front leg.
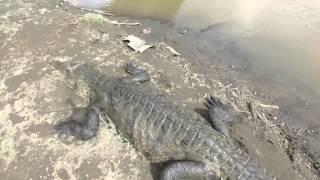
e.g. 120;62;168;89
54;105;100;140
160;161;219;180
54;94;110;140
120;62;150;83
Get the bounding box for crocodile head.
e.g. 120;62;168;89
50;61;102;87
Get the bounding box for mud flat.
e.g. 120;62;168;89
0;0;319;179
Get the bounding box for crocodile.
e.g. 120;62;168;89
52;61;273;180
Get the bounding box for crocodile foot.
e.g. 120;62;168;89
205;96;236;144
124;62;145;74
121;63;150;83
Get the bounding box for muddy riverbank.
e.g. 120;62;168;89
0;0;319;179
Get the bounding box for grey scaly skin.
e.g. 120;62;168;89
52;61;273;180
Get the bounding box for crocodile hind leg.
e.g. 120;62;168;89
204;96;236;145
54;95;109;140
120;62;150;83
160;161;220;180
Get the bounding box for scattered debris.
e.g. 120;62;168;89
108;20;140;26
258;103;279;110
79;13;139;26
159;43;181;56
80;8;113;16
89;29;109;43
39;8;50;15
166;46;181;56
178;27;189;34
101;33;110;42
142;28;151;34
123;35;154;53
64;0;111;9
46;40;57;46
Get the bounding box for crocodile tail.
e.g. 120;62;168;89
196;134;273;180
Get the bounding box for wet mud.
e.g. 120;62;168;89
0;0;319;180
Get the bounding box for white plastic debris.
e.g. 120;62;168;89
65;0;111;9
81;8;112;16
123;35;154;53
165;46;181;56
108;20;140;26
38;8;50;15
142;28;151;34
159;42;181;56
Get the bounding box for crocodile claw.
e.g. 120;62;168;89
124;62;144;75
54;120;77;137
204;96;225;110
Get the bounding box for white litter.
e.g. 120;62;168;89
142;28;151;34
123;35;154;53
165;46;181;56
81;8;112;16
159;42;181;56
109;20;140;26
65;0;111;9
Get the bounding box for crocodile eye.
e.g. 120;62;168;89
65;68;71;74
65;67;73;77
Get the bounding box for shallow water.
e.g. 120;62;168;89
93;0;320;128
